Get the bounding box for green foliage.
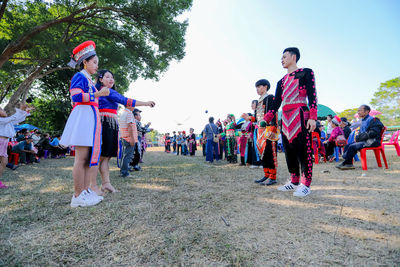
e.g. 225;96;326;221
1;0;192;131
370;77;400;126
337;108;358;122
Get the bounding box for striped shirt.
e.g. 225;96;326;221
119;109;135;142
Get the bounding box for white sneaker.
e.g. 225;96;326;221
293;183;311;197
259;165;263;169
71;190;97;207
277;181;298;192
87;188;104;202
250;165;257;169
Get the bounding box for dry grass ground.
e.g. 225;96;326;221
1;147;399;266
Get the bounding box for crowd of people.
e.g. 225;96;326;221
1;43;386;204
0;104;72;188
161;47;385;198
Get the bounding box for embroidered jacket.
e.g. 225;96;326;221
265;68;317;143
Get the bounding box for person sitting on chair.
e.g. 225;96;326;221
336;105;384;170
323;116;344;161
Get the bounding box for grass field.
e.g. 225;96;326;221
1;147;399;266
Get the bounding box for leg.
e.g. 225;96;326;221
343;142;365;164
282;134;300;184
0;156;7;177
72;146;91;197
299;130;313;187
206;139;213;162
99;156;118;193
213;141;220;161
120;140;134;177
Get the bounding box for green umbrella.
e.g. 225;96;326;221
278;104;336;121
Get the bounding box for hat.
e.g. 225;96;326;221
332;115;341;126
68;40;96;68
340;117;349;125
133;108;142;114
255;79;271;89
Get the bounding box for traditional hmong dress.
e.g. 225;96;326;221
60;70;101;167
255;93;279;180
239;121;251;165
225;122;237;163
245;118;261;166
265;68;317;187
98;88;135;157
188;133;197;156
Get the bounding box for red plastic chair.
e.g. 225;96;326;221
311;132;320;164
382;130;400;156
8;153;20;165
359;127;388;170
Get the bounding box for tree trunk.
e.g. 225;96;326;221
4;64;47;114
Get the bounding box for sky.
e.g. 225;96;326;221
124;0;400;134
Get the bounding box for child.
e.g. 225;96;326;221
0;103;33;188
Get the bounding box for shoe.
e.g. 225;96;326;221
133;165;141;171
249;165;257;169
0;181;8;189
254;177;267;183
260;178;277;186
277;182;298;192
70;190;100;207
87;188;104;201
259;165;263;169
293;184;311;197
336;162;355;170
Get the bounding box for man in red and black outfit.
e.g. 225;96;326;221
264;47;317;197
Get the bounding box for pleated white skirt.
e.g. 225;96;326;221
60;105;95;147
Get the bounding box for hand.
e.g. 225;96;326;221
147;101;155;107
26;106;35;112
98;87;110;97
20;103;28;111
307;119;316;133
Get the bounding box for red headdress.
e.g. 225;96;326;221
67;40;96;68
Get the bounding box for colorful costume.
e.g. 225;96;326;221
98;88;135;157
188;133;196;156
60;70;102;167
255;92;279;181
265;68;317;187
224;121;237;163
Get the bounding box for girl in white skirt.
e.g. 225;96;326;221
61;41;110;207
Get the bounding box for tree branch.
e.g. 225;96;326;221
0;2;98;68
0;0;8;23
37;66;71;80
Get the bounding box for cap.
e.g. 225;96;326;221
133;108;142;114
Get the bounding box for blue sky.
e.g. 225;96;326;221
126;0;400;133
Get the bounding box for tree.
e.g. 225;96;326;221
337;108;358;122
370;77;400;126
1;0;192;112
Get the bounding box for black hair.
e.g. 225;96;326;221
252;100;258;105
327;114;333;119
96;69;116;90
361;104;371;112
79;55;96;70
255;79;271;90
209;117;214;123
283;47;300;62
247;113;253;116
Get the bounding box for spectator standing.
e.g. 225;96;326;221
119;106;137;177
203;117;220;163
0;103;32;188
